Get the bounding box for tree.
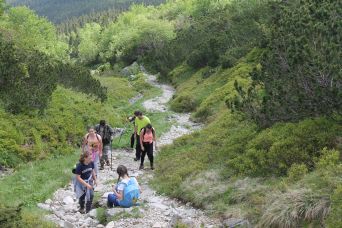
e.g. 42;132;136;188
0;37;58;113
235;0;342;127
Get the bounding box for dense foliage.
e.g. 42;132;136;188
1;0;341;226
233;0;342;127
6;0;165;23
0;7;107;114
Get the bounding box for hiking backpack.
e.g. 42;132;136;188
119;177;140;208
95;125;112;144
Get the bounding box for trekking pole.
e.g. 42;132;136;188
110;139;113;171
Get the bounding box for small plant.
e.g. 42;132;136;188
96;208;107;224
286;164;308;183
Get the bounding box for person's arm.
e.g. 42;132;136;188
109;126;114;140
98;135;103;157
140;129;144;151
92;169;97;186
76;175;93;190
152;128;157;148
134;124;137;135
82;134;88;152
113;183;124;200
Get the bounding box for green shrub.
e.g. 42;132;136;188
326;185;342;227
228;117;341;176
286;164;308;183
170;93;197;112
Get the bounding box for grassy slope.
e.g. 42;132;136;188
0;72;172;226
152;50;342;226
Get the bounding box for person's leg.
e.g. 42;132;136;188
140;146;147;169
130;133;135;148
79;192;86;213
135;136;141;161
86;192;94;213
94;152;99;176
100;144;110;169
107;194;120;207
100;146;105;170
146;143;154;170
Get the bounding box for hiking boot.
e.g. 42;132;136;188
150;162;154;170
79;207;85;214
134;158;139;161
106;160;110;166
139;164;144;170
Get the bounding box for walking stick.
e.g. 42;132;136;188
111;128;126;170
110;139;113;171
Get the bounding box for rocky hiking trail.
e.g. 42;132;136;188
38;71;222;228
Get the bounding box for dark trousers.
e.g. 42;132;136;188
130;133;135;148
135;135;141;160
79;192;93;212
141;142;153;166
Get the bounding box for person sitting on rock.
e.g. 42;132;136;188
107;165;141;208
75;151;97;213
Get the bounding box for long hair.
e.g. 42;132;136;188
116;165;129;184
79;151;91;164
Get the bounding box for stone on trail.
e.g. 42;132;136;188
89;209;97;218
102;192;111;198
64;221;76;228
37;203;51;211
150;202;169;211
222;218;250;228
105;221;115;228
152;222;168;228
45;198;53;204
63;196;74;205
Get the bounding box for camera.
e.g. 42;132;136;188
127;116;136;122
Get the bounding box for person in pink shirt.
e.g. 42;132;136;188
139;124;156;170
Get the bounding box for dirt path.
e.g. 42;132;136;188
39;71;220;228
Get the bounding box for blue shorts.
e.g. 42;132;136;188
107;194;120;207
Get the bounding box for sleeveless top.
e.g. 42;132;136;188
142;130;154;144
84;133;101;160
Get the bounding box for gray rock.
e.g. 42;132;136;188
64;221;76;228
222;218;250;228
63;196;74;205
120;62;140;77
96;225;105;228
37;203;51;211
89;209;97;218
106;207;125;217
105;221;115;228
45;199;53;204
102;192;112;198
150;202;169;211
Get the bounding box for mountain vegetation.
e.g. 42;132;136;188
6;0;166;23
0;0;341;227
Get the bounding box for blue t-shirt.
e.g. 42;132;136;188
75;162;94;180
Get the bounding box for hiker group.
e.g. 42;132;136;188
73;110;156;213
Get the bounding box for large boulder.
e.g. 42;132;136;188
120;62;140;77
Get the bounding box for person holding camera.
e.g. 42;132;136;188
133;110;151;162
127;116;136;150
95;120;114;170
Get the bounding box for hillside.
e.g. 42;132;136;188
6;0;165;23
1;0;341;227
